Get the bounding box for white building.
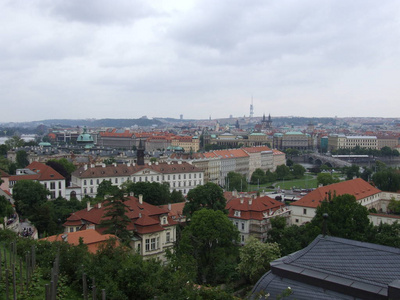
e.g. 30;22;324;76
71;161;204;199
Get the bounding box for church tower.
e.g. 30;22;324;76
137;139;145;166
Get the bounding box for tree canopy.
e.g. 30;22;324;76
124;181;172;205
183;182;227;218
372;168;400;192
317;173;339;186
226;171;248;192
311;194;372;240
237;237;280;283
176;209;239;284
13;180;49;218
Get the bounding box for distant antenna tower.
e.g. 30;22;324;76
250;97;254;118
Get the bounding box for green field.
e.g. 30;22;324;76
248;174;318;192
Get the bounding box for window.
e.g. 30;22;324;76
234;210;241;217
70;227;74;233
97;179;100;184
166;232;170;243
295;219;299;223
178;175;181;180
84;180;87;186
157;176;159;181
184;174;186;179
50;182;56;190
241;235;245;243
90;188;93;194
241;222;245;230
51;191;56;199
161;217;167;225
84;188;87;194
76;227;80;231
137;243;141;254
173;175;175;180
115;178;118;184
59;182;61;189
303;209;307;215
235;222;239;228
90;179;93;185
145;237;159;252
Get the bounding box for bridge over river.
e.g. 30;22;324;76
304;153;353;168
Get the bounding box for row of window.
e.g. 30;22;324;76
82;173;202;186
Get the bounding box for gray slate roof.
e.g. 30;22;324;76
252;235;400;300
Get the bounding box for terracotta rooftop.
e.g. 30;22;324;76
9;162;65;182
291;178;381;208
41;229;119;253
226;195;286;221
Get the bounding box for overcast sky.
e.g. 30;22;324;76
1;0;400;122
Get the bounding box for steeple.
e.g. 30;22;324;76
137;139;145;166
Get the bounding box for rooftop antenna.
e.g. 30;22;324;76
250;96;254;118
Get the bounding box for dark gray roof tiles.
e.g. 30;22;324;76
252;235;400;300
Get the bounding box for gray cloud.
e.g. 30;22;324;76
1;0;400;122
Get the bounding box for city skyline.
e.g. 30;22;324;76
1;0;400;123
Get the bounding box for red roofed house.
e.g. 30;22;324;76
226;192;291;244
291;178;382;225
41;229;119;254
63;195;177;261
8;161;66;199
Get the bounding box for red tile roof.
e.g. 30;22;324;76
0;169;10;177
41;229;119;253
291;178;381;208
242;146;272;153
226;195;286;221
27;161;65;181
64;196;177;235
99;129;134;138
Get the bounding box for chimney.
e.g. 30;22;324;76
102;163;105;168
127;162;131;167
90;164;94;168
139;213;142;218
233;190;237;197
130;192;134;197
113;163;117;167
98;202;102;209
155;162;159;165
249;198;252;205
168;203;171;211
240;197;244;204
139;194;143;204
84;165;88;171
87;202;92;211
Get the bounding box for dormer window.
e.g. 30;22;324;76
234;210;241;217
161;216;168;225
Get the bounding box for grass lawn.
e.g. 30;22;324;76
248;174;318;192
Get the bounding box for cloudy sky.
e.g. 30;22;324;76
1;0;400;122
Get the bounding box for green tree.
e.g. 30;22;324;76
100;189;132;244
226;171;248;192
237;237;280;283
317;173;338;186
5;135;25;148
176;209;239;284
13;180;49;218
103;157;116;165
47;158;76;185
345;164;360;180
183;182;226;218
267;216;318;257
0;144;8;156
275;164;291;180
388;198;400;214
361;167;373;182
96;180;120;199
170;189;185;203
311;194;372;240
372;169;400;192
265;169;277;183
125;181;171;205
291;164;306;179
286;159;293;167
250;168;266;185
0;195;13;218
16;149;29;168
